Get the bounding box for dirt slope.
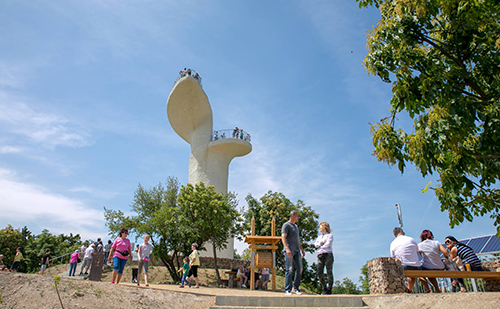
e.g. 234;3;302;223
0;272;214;309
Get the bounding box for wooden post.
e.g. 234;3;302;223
251;216;255;236
251;215;255;290
271;216;275;236
250;248;255;290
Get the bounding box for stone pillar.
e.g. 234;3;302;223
482;260;500;292
367;257;406;294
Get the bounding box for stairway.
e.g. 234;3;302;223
210;295;367;309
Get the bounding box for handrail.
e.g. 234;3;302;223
212;128;251;142
174;68;202;87
49;251;74;266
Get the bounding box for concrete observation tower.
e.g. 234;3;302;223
167;71;252;259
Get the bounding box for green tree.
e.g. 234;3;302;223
301;259;322;294
0;225;81;273
0;225;26;268
243;191;319;270
23;229;81;272
239;248;251;261
104;177;191;282
331;277;362;295
359;263;370;294
177;182;244;285
357;0;500;234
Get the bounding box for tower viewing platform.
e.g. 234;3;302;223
167;69;251;195
167;69;251;259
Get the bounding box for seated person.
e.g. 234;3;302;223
445;235;483;292
237;261;249;288
417;229;448;293
253;268;260;289
0;254;7;271
260;267;270;290
390;227;422;292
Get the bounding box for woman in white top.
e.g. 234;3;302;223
314;222;334;295
417;229;448;293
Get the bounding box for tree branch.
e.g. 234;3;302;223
408;31;489;101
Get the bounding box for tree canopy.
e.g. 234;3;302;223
357;0;500;233
104;178;244;283
0;225;81;273
104;177;193;281
243;191;319;269
177;182;244;284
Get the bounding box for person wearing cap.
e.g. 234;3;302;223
80;243;95;275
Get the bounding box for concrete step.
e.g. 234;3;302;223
213;295;366;308
211;307;365;309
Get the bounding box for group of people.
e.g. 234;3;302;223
390;227;483;293
176;243;201;288
232;127;251;141
178;68;202;83
281;211;335;295
212;128;251;142
102;230;201;288
235;261;271;290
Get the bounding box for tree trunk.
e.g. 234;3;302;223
212;241;222;285
161;256;180;282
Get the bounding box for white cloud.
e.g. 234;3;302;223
0;93;92;149
0;145;23;154
67;186;118;199
0;168;106;240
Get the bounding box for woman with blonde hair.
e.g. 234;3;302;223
314;222;334;294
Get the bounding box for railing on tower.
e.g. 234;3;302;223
174;68;202;87
211;129;251;143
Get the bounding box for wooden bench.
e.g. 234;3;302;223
225;271;238;288
404;270;500;292
404;270;500;280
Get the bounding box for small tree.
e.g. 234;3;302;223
104;176;192;282
243;191;319;269
331;277;362;295
359;263;370;294
177;182;244;285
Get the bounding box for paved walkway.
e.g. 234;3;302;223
118;282;349;298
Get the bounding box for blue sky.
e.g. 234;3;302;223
0;1;496;284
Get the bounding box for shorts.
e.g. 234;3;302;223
190;265;198;278
11;261;21;271
261;274;269;282
41;264;47;272
138;260;149;273
113;257;128;275
236;274;246;279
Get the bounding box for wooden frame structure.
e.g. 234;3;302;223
244;216;282;291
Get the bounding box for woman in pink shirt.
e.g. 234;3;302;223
69;250;80;276
107;228;132;284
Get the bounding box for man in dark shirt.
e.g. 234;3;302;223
40;249;50;275
281;210;305;295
